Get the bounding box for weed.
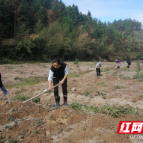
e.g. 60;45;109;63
68;73;80;77
7;77;44;88
6;66;15;69
97;82;107;86
37;121;41;125
9;117;15;122
5;125;12;129
103;68;110;72
136;61;141;71
65;115;68;119
20;119;25;121
95;91;106;97
119;74;123;77
58;128;63;132
132;75;138;79
74;58;79;65
9;139;18;143
34;131;40;134
138;71;143;79
139;95;143;99
11;95;31;101
14;76;21;80
14;121;18;127
49;115;53;118
32;97;40;103
85;91;90;96
114;85;122;89
70;102;138;117
0;136;4;139
67;128;72;132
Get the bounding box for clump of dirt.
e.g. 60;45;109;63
0;100;141;143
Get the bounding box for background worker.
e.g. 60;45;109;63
0;71;8;96
115;59;121;69
96;61;102;76
126;60;131;68
48;58;69;108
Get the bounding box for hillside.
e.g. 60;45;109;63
0;0;143;62
134;30;143;42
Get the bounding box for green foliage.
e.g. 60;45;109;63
68;73;80;77
139;95;143;99
5;125;12;129
34;130;40;134
32;97;40;103
18;77;40;86
74;58;79;65
97;82;107;86
9;139;18;143
114;85;122;89
0;136;4;139
138;72;143;79
11;95;31;101
136;61;141;71
0;0;142;61
70;102;138;117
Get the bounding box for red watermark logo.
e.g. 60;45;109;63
117;121;143;134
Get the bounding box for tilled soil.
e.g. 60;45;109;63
0;62;143;143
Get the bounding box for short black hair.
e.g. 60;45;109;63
52;58;61;65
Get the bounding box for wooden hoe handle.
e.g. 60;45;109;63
22;83;61;104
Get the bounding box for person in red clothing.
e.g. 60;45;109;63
0;71;8;96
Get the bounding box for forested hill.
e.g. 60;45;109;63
0;0;143;62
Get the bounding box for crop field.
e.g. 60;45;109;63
0;61;143;143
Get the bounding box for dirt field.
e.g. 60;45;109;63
0;61;143;143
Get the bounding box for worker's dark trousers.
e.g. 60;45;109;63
53;78;67;98
0;75;3;88
96;68;100;76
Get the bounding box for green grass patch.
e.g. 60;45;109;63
102;68;110;72
18;77;40;86
138;71;143;79
139;95;143;99
97;82;107;86
114;85;122;89
7;77;45;88
70;102;138;117
132;71;143;79
73;58;79;65
95;91;106;99
9;138;19;143
32;97;40;103
68;73;80;77
84;90;92;96
11;95;31;101
0;136;4;139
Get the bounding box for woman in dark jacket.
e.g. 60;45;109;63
0;71;8;96
48;58;69;108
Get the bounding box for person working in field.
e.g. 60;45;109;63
115;59;121;69
0;71;8;96
48;58;69;108
96;61;102;76
126;60;131;68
